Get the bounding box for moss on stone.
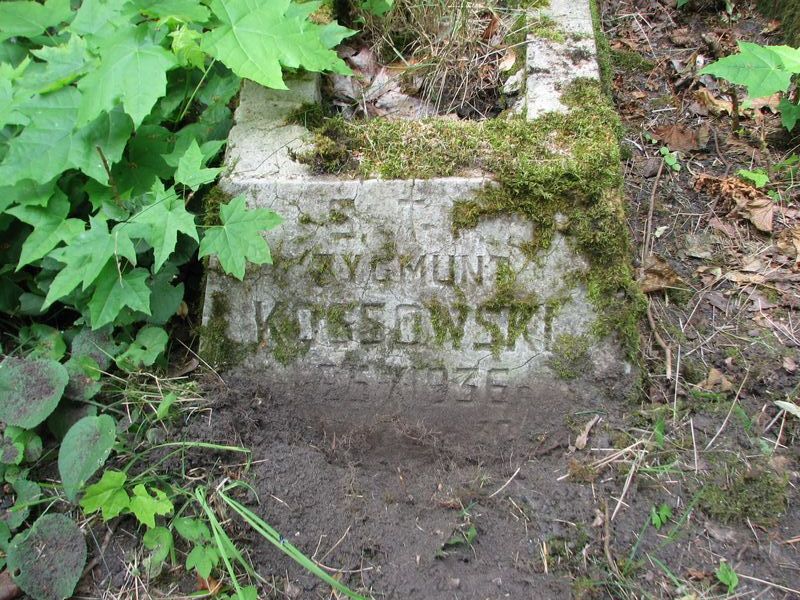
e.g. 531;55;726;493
548;333;592;379
199;292;254;369
267;303;310;365
426;300;470;349
529;15;565;43
699;459;788;527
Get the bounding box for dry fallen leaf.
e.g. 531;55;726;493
724;271;766;285
776;225;800;260
652;123;710;153
498;48;517;72
783;356;798;374
694;88;737;116
697;367;734;393
695;174;774;232
638;254;684;293
574;415;601;450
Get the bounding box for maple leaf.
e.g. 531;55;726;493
201;0;353;90
128;184;199;271
175;139;223;190
129;484;173;528
79;470;130;521
0;87;132;185
88;264;151;329
7;192;84;268
77;24;176;127
198;195;282;280
700;42;797;99
0;0;72;42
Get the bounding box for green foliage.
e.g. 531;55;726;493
737;168;770;188
649;503;672;530
129;484;174;528
716;560;739;594
660;146;681;172
79;470;130;520
361;0;395;17
701;42;800;130
115;325;169;371
0;357;68;428
7;513;87;600
58;415;116;501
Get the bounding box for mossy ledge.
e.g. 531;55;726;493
199;292;256;370
292;79;644;359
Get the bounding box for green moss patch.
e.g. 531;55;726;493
199;292;255;369
699;459;788;527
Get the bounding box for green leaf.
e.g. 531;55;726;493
170;25;206;69
737;169;770;188
44;217;136;309
130;0;210;23
143;526;173;576
88;265;151;329
58;414;117;502
700;42;795;99
4;427;43;464
77;24;177;128
26;35;91;94
147;269;184;325
71;325;119;370
8;192;84;269
7;513;86;600
0;357;68;429
70;0;128;44
130;484;173;528
23;323;67;361
2;478;41;531
716;561;739;594
0;0;72;41
175;139;223;190
198;195;283;280
360;0;394;17
779;97;800;132
649;503;672;530
115;326;168;371
174;517;211;543
186;544;219;579
129;184;198;270
64;355;103;401
79;470;130;521
0;88;132;186
201;0;353;90
156;392;177;420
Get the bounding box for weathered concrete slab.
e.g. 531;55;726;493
202;0;636;441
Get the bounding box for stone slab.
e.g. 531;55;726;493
202;0;633;441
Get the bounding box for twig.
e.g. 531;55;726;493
602;500;620;577
705;372;748;450
738;573;800;596
81;520;120;580
489;467;521;498
642;160;664;263
647;302;673;380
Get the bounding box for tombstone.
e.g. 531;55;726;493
202;0;639;442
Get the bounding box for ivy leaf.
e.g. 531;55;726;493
175;139;224;190
198;195;283;280
174;517;211;543
115;326;168;371
129;484;173;528
201;0;353;90
186;544;219;579
700;42;795;99
59;414;117;502
0;0;72;41
8;191;84;269
79;469;130;520
129;185;198;270
88;265;151;329
77;24;177;128
44;217;136;309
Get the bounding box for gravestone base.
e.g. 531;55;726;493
202;0;640;443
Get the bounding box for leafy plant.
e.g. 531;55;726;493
701;42;800;131
649;503;672;530
716;560;739;595
660;146;681;172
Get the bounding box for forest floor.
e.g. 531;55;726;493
80;1;800;599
